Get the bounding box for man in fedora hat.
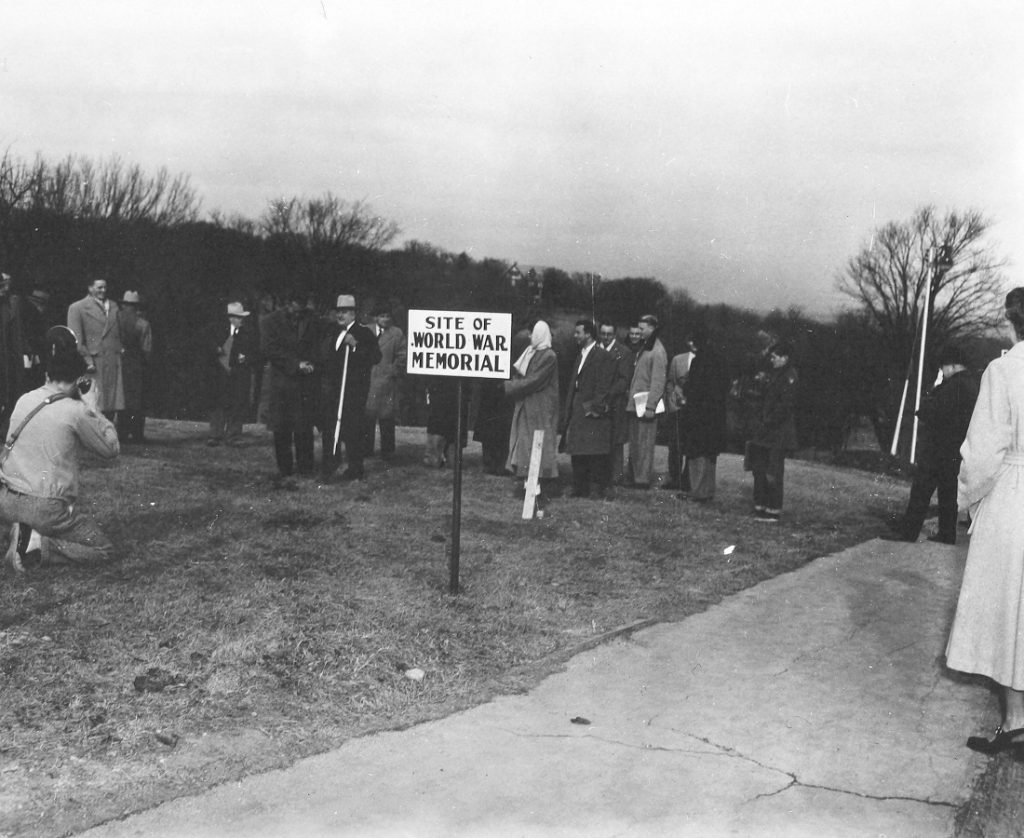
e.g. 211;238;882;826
208;301;258;447
66;278;124;423
116;290;152;442
319;294;380;481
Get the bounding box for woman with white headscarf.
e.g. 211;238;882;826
505;321;560;500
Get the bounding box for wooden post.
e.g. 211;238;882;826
521;430;545;519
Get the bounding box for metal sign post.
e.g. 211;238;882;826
450;380;464;594
407;310;512;595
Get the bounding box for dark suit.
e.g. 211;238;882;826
0;294;29;436
559;343;615;496
320;320;381;478
261;308;320;476
600;339;634;483
209;319;258;443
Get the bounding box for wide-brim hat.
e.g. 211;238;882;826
227;301;250;317
334;294;356;310
122;291;141;304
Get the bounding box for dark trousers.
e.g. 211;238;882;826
666;412;692;491
210;371;251;442
322;418;365;477
570;454;611;496
899;456;960;542
481;440;509;475
273;429;314;476
749;444;786;512
362;416;396;457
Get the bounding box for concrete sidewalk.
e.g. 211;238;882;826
81;537;991;838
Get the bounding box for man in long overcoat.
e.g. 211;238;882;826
0;271;29;437
663;349;693;492
67;278;124;422
559;319;615;498
260;292;320;479
363;305;406;460
116;291;153;443
208;301;258;447
625;314;667;488
598;320;634;485
681;330;731;502
320;294;381;481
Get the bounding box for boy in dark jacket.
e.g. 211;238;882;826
746;341;798;522
882;345;979;545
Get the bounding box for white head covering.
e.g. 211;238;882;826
513;320;552;377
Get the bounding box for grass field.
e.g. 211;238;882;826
0;419;906;837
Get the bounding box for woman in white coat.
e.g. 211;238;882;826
946;287;1024;755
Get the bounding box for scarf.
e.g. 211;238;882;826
513;320;552;377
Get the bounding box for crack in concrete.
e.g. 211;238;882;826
503;725;959;812
679;731;960;811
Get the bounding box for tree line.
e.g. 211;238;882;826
0;150;1010;456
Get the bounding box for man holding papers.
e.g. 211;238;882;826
624;314;667;488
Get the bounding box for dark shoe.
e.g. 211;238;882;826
340;469;365;481
659;481;680;491
928;534;956;545
967;726;1024;755
880;532;916;542
21;548;41;570
206;439;221;447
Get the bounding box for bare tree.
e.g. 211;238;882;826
838;206;1007;362
259;193;400;251
838;206;1008;449
16;153;201;225
0;149;41;218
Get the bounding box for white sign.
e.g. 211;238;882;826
407;309;512;379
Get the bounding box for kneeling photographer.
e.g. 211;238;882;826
2;326;120;572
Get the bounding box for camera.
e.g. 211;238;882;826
75;376;92;395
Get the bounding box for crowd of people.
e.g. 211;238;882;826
493;313;798;521
0;272;154;572
4;264;1024;765
0;274;810;574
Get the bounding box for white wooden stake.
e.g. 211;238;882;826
521;430;545;520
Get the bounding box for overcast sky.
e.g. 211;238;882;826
2;0;1021;315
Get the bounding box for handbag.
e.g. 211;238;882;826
0;393;70;467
